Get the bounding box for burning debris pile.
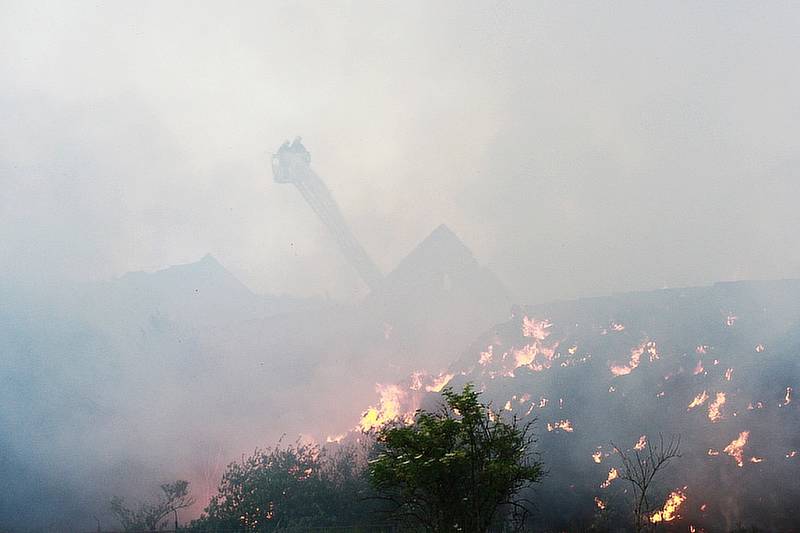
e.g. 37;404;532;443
343;280;800;530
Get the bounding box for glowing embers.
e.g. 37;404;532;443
610;340;658;377
547;419;574;433
594;496;606;510
707;392;726;422
599;467;618;488
649;489;687;523
687;391;708;410
723;431;750;468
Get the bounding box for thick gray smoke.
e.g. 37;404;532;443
3;2;799;301
2;2;800;531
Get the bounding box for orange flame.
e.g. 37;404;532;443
522;316;553;340
649;489;687;523
594;496;606;510
325;433;346;444
688;391;708;410
723;431;749;467
634;435;647;451
547;419;574;433
610;341;658;377
358;384;411;431
724;368;733;381
600;467;618;488
707;392;726;422
693;359;705;375
425;372;454;392
592;450;603;464
478;346;494;366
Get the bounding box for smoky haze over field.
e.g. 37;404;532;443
2;2;800;531
3;1;800;302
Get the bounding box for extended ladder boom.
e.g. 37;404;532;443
272;138;383;291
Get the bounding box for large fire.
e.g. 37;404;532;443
358;384;411;431
333;303;797;530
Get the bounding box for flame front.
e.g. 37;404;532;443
358;384;410;431
610;341;658;377
425;372;454;393
723;431;750;467
688;391;708;410
649;489;687;523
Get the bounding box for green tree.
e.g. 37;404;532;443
110;480;195;531
368;383;544;532
193;439;387;531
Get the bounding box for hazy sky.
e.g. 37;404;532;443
2;1;799;303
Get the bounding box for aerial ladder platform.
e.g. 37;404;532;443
272;138;383;292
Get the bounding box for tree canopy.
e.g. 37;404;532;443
193;439;387;531
368;383;544;532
